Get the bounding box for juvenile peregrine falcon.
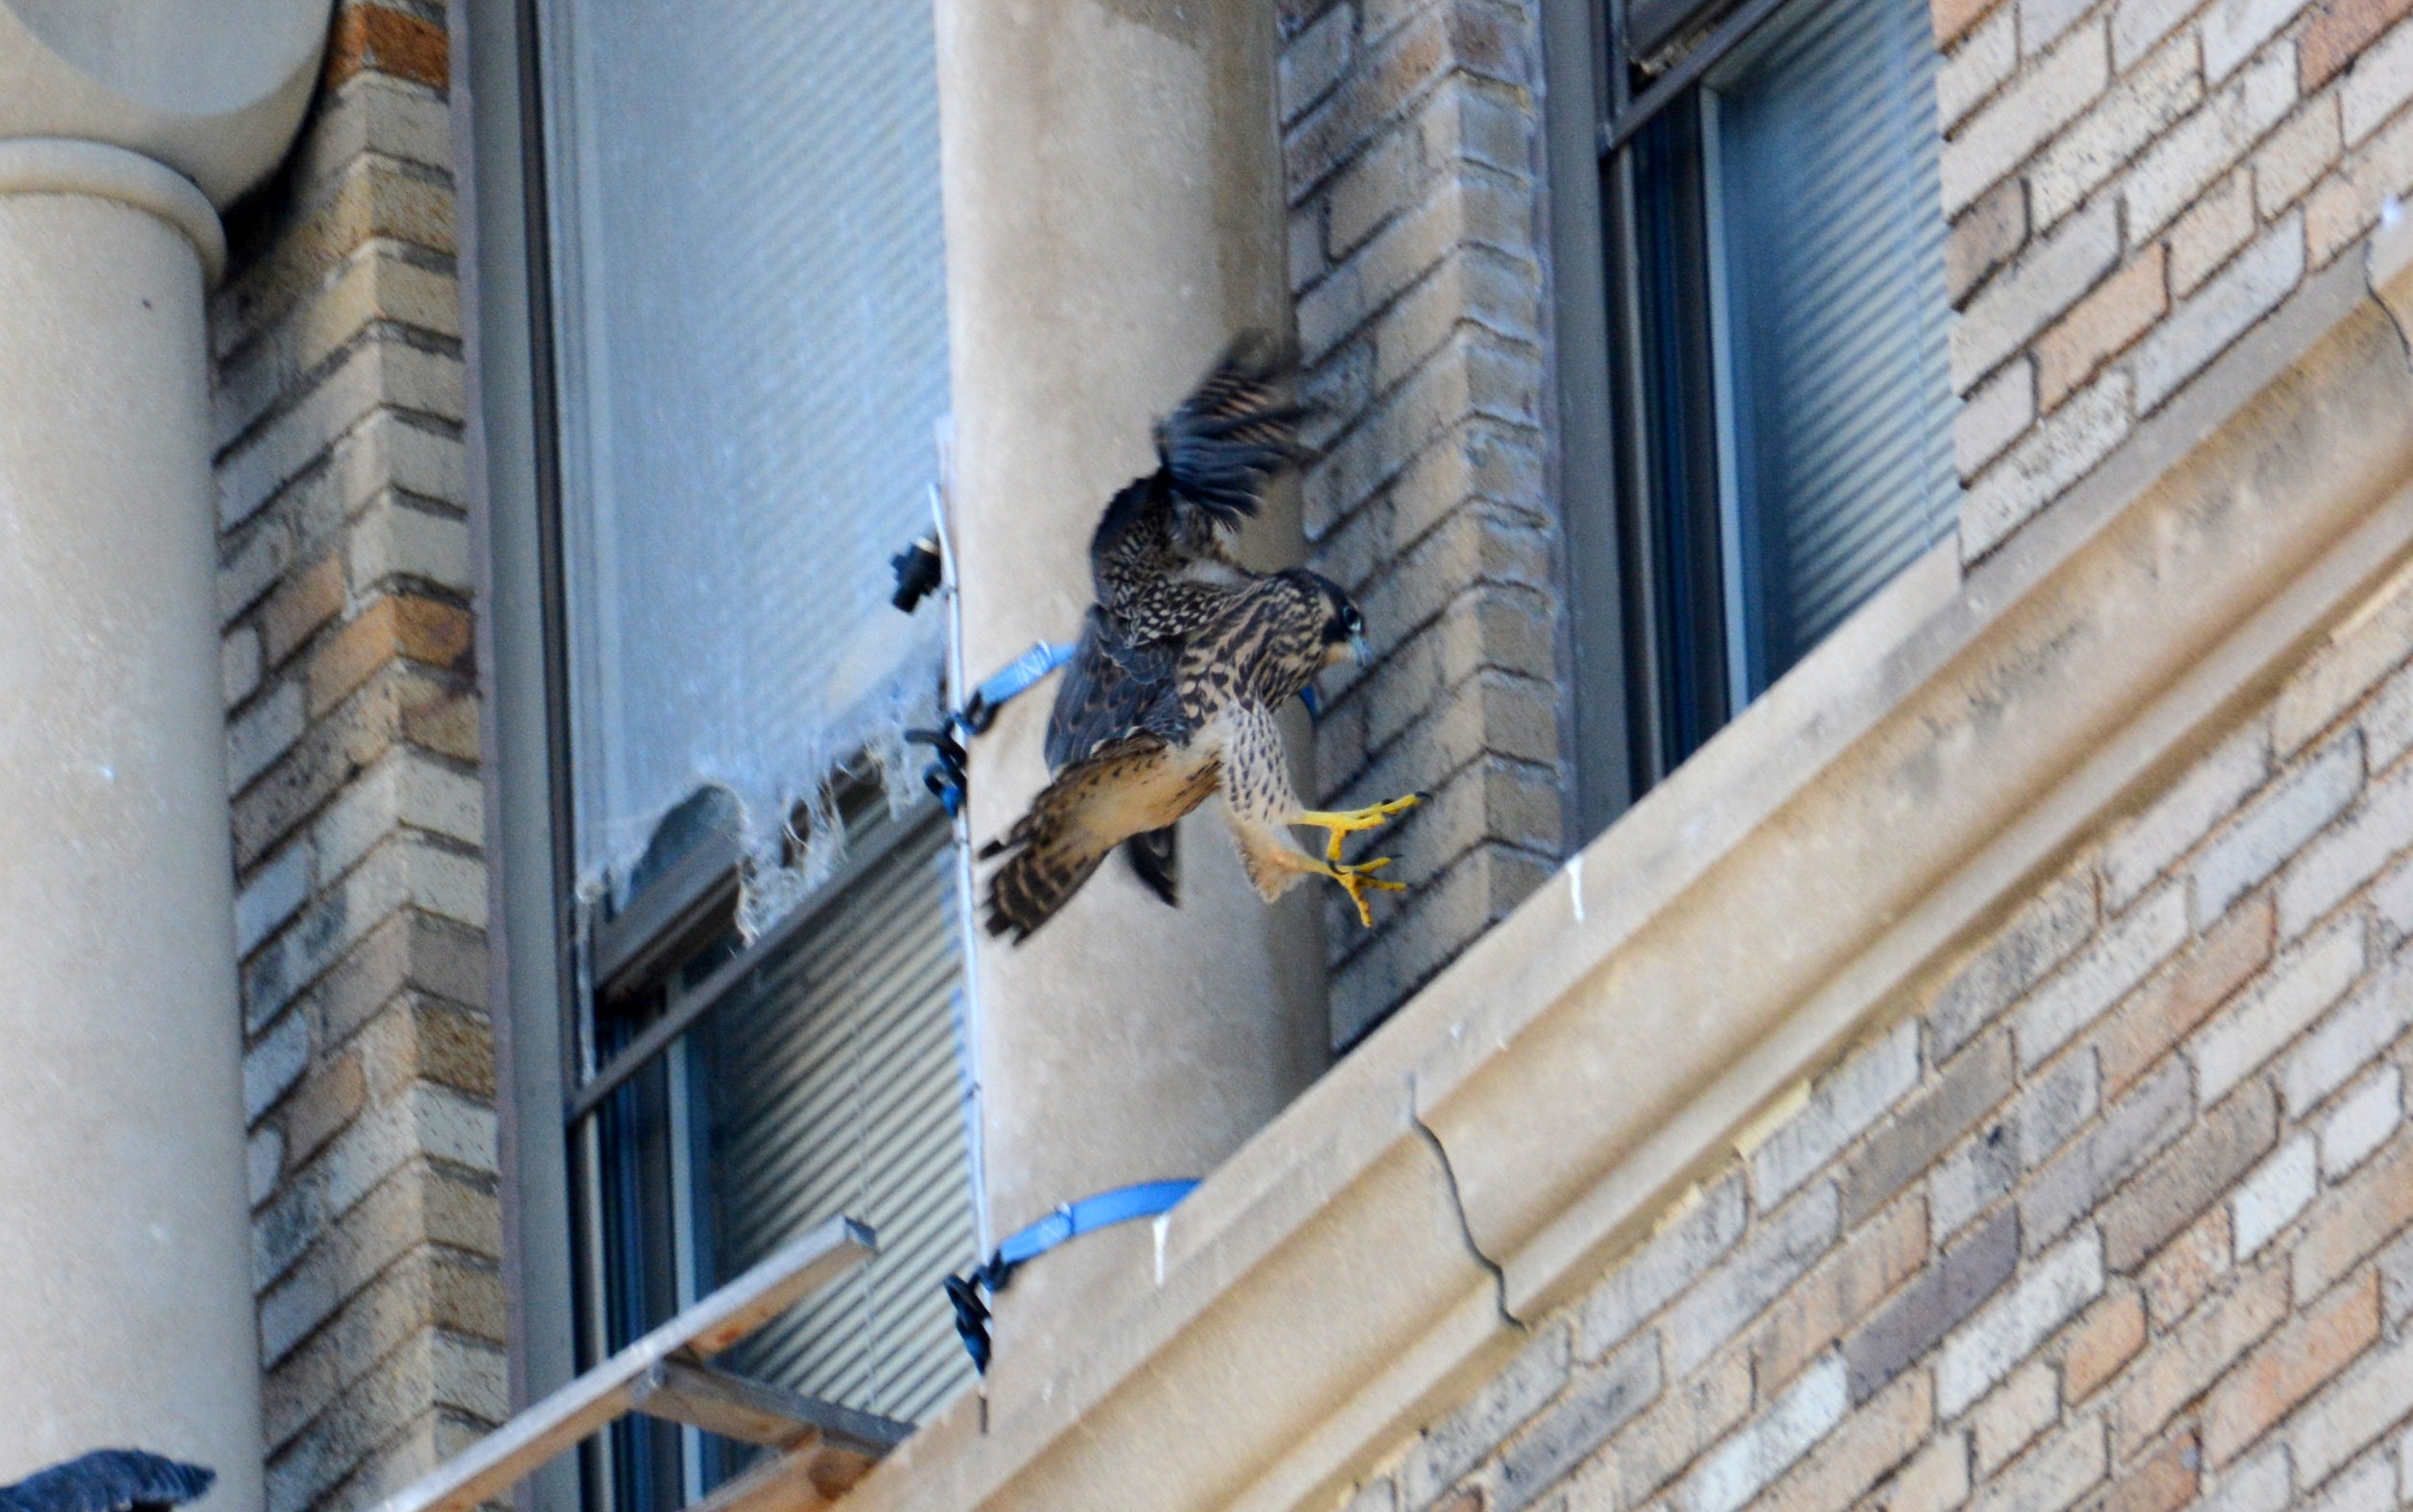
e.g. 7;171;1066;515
982;345;1423;941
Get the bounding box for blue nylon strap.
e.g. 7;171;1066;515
961;640;1077;733
994;1179;1200;1269
947;1178;1199;1372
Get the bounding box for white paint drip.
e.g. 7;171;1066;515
1153;1213;1169;1287
1566;855;1585;923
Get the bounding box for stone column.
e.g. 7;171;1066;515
0;5;325;1503
934;0;1322;1381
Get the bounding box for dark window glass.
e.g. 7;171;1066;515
1600;0;1956;792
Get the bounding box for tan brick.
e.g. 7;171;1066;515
2292;1130;2413;1298
1949;177;2030;303
2110;1260;2288;1458
2132;212;2307;414
232;663;448;866
309;911;487;1049
2201;1270;2381;1464
1929;869;2096;1058
1942;23;2112;217
409;1002;495;1100
2102;1081;2279;1273
324;5;450;91
2028;35;2205;227
2140;1207;2232;1330
2061;1288;2146;1402
1755;1370;1932;1512
2255;99;2348;217
1966;1419;2105;1512
2094;894;2274;1099
2122;51;2299;241
285;1051;368;1168
2302;0;2413;87
2167;173;2258;297
402;687;481;763
261;552;348;668
2037;246;2167;408
1860;1431;1968;1512
2309;104;2413;263
1750;1192;1931;1391
308;597;474;717
215;158;460;345
2094;1431;2198;1512
1597;1351;1754;1509
1972;1359;2060;1475
1936;0;2006;46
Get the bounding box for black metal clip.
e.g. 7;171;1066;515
890;533;944;613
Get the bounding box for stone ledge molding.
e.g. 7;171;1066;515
0;0;328;208
795;219;2413;1512
0;137;224;283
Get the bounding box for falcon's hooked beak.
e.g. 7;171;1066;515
1350;632;1373;666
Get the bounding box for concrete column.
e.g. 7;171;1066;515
0;2;324;1501
934;0;1323;1379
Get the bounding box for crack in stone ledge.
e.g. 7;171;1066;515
1408;1074;1525;1331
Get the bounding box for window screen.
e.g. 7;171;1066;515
538;0;953;928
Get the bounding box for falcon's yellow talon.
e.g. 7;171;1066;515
1298;791;1425;863
1319;856;1407;927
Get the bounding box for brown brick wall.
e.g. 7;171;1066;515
212;6;500;1510
1333;555;2413;1512
1282;0;2413;1045
1942;0;2413;558
1279;0;1565;1048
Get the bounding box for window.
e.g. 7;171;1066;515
504;1;977;1507
1570;0;1958;814
571;782;973;1510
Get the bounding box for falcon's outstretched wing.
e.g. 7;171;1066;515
1150;338;1313;525
980;734;1220;940
0;1453;216;1512
1088;340;1313;640
1044;608;1194;908
1042;607;1187;769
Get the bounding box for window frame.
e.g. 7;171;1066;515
1550;0;1955;834
463;8;972;1512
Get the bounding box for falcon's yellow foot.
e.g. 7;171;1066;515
1297;791;1427;863
1313;856;1406;928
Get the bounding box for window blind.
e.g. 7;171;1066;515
539;0;952;926
700;812;975;1425
1700;0;1957;692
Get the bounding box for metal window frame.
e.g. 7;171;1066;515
1567;0;1810;801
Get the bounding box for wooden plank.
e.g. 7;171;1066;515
367;1217;875;1512
629;1360;913;1454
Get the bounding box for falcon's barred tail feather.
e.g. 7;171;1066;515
982;736;1218;940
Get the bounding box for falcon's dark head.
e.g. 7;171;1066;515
1311;575;1372;668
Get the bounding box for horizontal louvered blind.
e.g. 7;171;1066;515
1703;0;1956;685
702;812;975;1426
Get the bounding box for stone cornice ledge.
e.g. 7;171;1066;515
808;224;2413;1512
